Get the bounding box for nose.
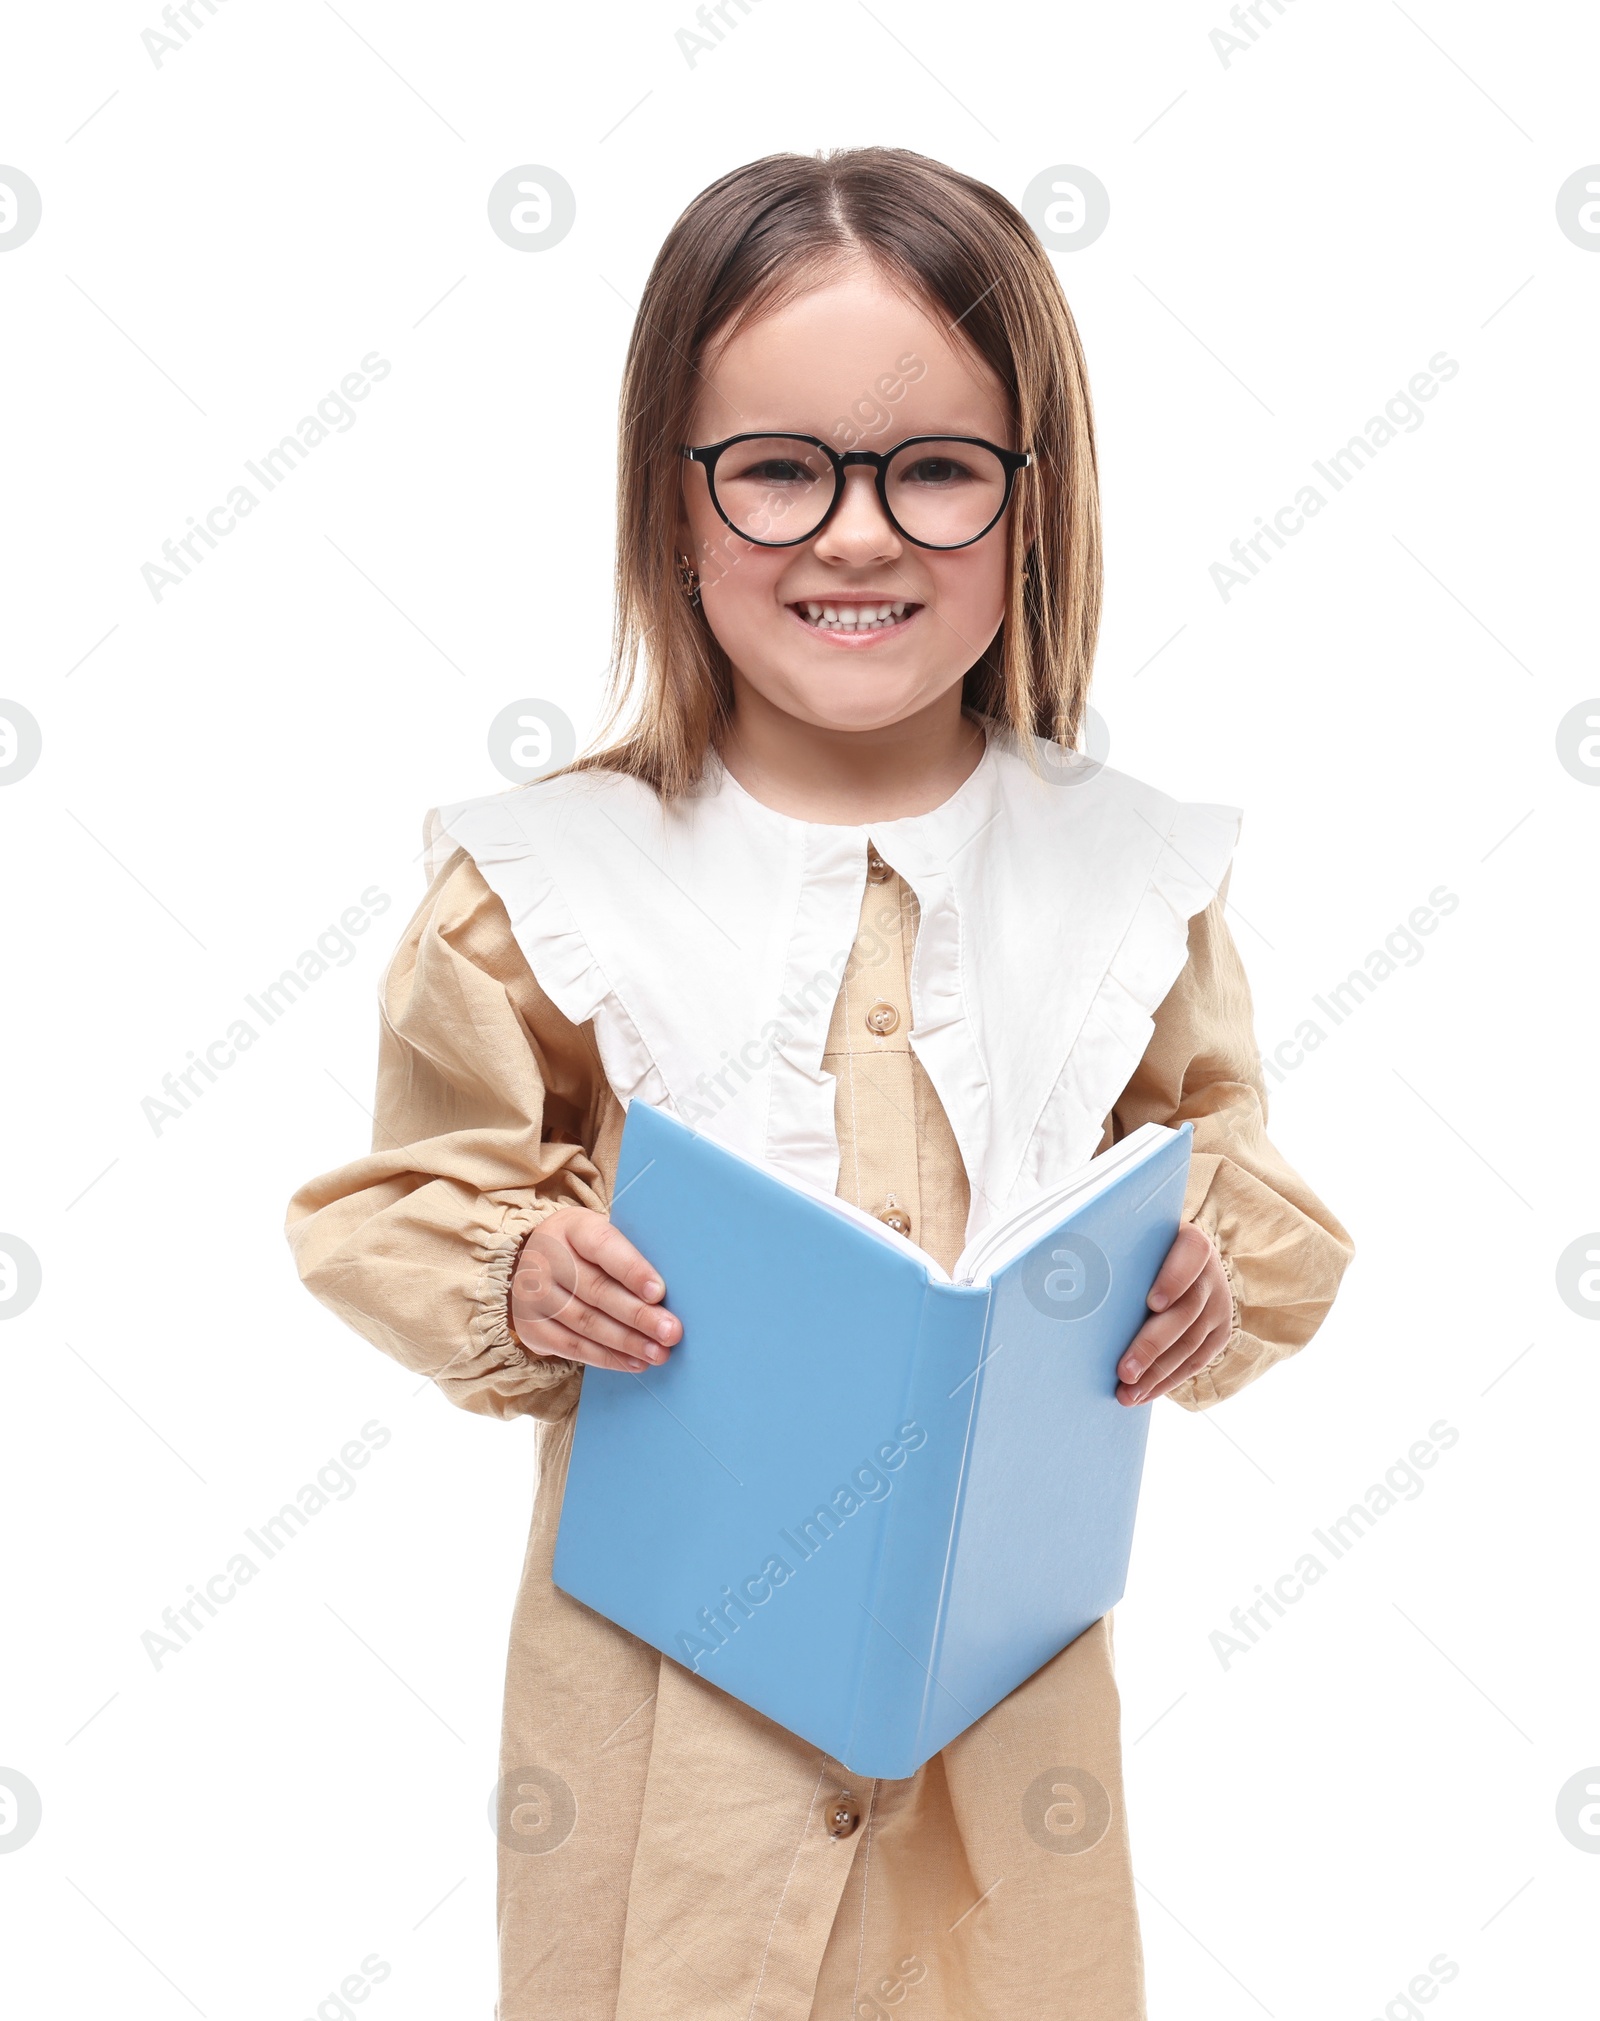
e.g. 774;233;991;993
810;467;902;565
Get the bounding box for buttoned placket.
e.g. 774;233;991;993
826;844;921;1247
728;1763;880;2021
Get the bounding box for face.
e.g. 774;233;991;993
678;262;1019;736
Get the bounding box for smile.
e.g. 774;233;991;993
788;599;921;641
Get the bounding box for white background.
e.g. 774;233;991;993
2;1;1597;2016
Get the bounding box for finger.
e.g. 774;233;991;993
1128;1329;1230;1404
1120;1275;1231;1393
1119;1312;1208;1396
1122;1326;1210;1400
518;1312;656;1375
1147;1224;1212;1312
568;1253;682;1349
1118;1313;1231;1404
553;1293;674;1365
565;1214;669;1302
1119;1275;1210;1382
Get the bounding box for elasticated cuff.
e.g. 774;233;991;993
435;1196;585;1421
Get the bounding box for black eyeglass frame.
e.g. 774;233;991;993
680;432;1033;551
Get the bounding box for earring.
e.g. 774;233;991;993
677;551;702;608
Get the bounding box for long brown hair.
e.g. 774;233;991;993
571;146;1102;800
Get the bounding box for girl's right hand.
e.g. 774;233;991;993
510;1206;682;1373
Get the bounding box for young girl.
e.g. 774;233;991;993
288;148;1353;2021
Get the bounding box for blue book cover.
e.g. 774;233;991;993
552;1102;1193;1780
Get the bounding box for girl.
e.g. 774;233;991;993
287;148;1353;2021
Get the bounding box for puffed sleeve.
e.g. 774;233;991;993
285;846;617;1422
1111;869;1355;1410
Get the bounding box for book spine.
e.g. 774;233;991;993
842;1278;991;1780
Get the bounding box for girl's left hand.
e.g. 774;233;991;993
1116;1224;1234;1406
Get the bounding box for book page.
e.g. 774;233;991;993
653;1108;1176;1291
952;1124;1176;1286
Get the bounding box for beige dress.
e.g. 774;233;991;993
286;840;1353;2021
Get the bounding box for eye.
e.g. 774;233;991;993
741;458;815;484
723;452;825;487
902;455;975;486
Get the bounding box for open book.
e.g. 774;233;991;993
552;1101;1193;1779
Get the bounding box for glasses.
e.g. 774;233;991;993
681;433;1032;551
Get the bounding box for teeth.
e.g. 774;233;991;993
797;600;914;630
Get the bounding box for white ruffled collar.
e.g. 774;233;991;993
425;717;1240;1242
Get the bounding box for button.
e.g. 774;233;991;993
865;1001;899;1037
876;1199;912;1238
866;847;893;884
827;1794;861;1838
